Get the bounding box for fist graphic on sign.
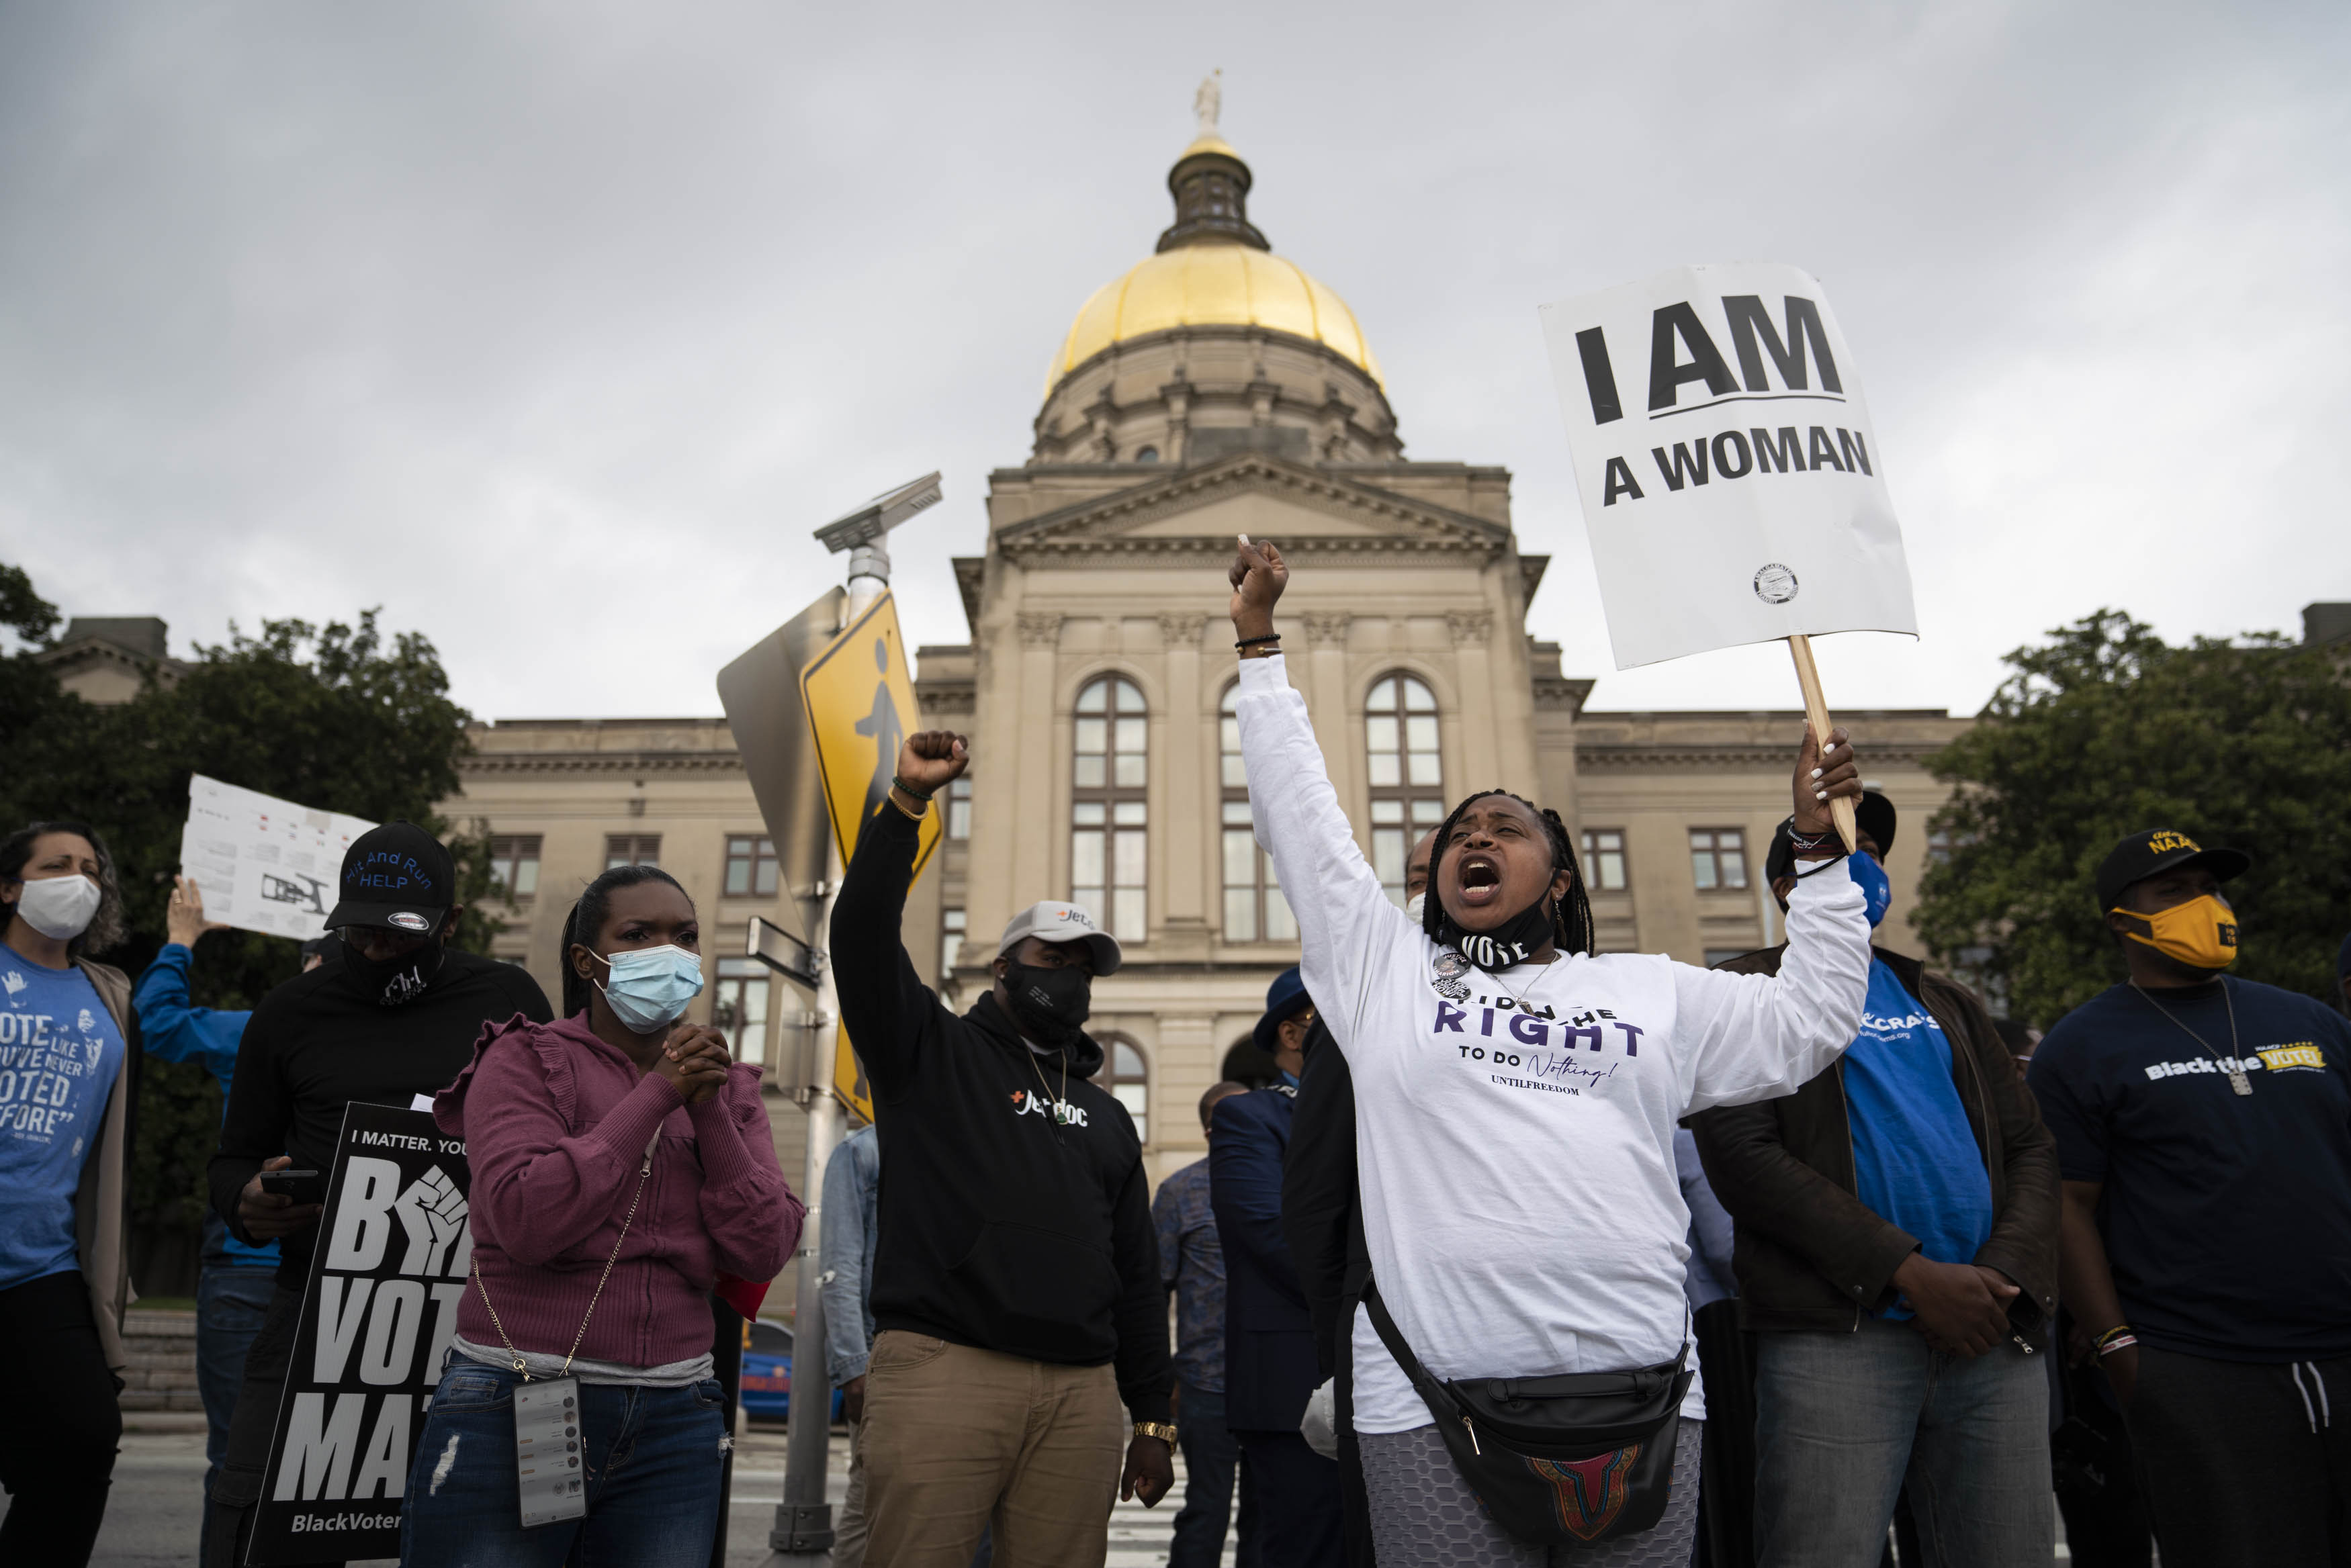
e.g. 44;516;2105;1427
390;1166;472;1278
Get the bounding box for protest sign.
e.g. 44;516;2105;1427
1537;263;1917;672
177;775;375;942
249;1103;470;1564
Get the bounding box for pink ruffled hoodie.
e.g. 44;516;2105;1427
436;1013;805;1367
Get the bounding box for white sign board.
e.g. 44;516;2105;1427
177;775;375;941
1538;263;1917;670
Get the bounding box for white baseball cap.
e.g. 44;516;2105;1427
996;900;1123;975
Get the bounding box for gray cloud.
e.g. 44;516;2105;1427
3;0;2344;720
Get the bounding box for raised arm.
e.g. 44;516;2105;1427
830;730;967;1103
1672;723;1873;1112
134;943;246;1075
1226;540;1411;1048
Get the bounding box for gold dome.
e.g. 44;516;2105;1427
1048;245;1384;396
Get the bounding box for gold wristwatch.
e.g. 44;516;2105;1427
1133;1420;1178;1445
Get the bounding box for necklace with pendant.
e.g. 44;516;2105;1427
1026;1044;1072;1124
2131;978;2251;1095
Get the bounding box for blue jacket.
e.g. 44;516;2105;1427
819;1125;881;1385
131;945;277;1267
1209;1082;1319;1432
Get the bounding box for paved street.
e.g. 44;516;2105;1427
8;1416;1210;1568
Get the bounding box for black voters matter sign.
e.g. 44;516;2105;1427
249;1103;472;1564
1538;263;1917;669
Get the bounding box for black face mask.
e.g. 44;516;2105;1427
1002;958;1092;1047
1437;894;1556;972
342;940;445;1008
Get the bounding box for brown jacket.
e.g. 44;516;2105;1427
1687;946;2058;1340
73;957;138;1372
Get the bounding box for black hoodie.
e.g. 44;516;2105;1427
831;804;1171;1424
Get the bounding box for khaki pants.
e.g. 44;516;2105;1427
860;1331;1126;1568
834;1414;870;1568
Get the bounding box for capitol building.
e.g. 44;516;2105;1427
441;113;1970;1190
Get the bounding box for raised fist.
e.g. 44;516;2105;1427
895;731;969;797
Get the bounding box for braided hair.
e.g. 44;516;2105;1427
560;863;688;1017
1419;789;1597;958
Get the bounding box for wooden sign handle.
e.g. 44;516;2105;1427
1786;635;1859;854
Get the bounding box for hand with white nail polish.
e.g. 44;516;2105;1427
1791;723;1860;849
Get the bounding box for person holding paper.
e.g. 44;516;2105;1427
399;862;803;1565
203;821;553;1568
1225;537;1873;1565
0;821;138;1568
132;876;330;1556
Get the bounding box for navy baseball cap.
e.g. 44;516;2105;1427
324;821;454;934
1252;966;1315;1058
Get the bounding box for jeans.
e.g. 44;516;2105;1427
0;1271;121;1568
195;1264;277;1551
1754;1317;2053;1568
1170;1381;1254;1568
398;1356;727;1568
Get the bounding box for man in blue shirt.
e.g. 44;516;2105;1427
1154;1078;1250;1568
1690;796;2060;1568
1212;968;1341;1568
2031;829;2351;1568
132;877;325;1551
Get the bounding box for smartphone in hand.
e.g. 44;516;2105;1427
259;1169;327;1206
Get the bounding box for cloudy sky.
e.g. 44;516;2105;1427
3;1;2344;723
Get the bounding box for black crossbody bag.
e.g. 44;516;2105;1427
1362;1279;1692;1544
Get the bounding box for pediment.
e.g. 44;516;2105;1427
995;453;1509;561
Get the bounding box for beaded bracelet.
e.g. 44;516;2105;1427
889;774;934;802
1234;633;1282;649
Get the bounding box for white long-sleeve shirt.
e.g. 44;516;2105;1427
1233;652;1871;1429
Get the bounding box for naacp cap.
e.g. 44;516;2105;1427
2092;828;2250;913
1763;791;1898;884
1253;965;1313;1058
996;899;1122;976
324;821;455;934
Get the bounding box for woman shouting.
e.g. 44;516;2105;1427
1225;537;1872;1566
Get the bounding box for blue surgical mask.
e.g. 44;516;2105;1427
594;944;705;1033
1849;851;1892;929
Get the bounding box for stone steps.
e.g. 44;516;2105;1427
120;1307;205;1412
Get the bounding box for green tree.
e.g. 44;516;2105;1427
1914;609;2351;1027
0;566;498;1247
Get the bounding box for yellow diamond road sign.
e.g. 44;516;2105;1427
801;591;941;873
800;590;936;1125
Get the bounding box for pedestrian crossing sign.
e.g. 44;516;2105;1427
800;591;942;876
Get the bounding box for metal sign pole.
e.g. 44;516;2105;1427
765;473;940;1567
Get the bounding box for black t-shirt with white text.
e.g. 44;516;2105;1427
2029;976;2351;1361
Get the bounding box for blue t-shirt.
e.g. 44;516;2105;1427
2030;976;2351;1361
1845;959;1995;1317
0;955;128;1289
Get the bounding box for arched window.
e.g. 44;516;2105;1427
1073;676;1148;941
1366;674;1445;907
1094;1035;1150;1123
1219;683;1295;942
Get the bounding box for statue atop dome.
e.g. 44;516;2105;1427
1194;71;1222;140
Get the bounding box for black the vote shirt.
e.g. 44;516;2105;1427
2030;976;2351;1361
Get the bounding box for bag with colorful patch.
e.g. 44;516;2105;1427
1362;1281;1691;1544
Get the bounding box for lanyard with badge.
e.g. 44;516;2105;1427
469;1131;659;1527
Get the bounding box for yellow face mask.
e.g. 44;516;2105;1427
2112;893;2238;970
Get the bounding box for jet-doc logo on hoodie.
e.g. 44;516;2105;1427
1009;1088;1088;1128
